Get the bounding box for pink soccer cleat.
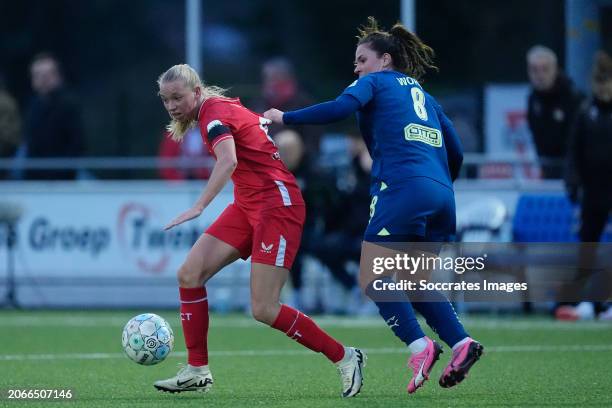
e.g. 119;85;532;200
407;337;443;394
439;338;483;388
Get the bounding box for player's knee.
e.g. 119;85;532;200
177;263;202;288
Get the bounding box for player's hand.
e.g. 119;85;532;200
164;206;203;230
263;109;284;124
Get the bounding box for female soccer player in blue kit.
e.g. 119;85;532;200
265;17;483;394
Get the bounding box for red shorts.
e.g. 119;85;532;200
205;204;305;270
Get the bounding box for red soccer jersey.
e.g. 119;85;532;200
197;97;305;214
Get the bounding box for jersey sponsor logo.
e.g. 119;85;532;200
260;241;274;254
404;123;442;147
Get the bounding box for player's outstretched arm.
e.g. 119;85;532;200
264;94;361;125
164;138;237;230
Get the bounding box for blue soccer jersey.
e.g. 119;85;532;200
282;69;463;241
341;71;457;192
281;65;472;357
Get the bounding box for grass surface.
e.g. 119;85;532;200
1;311;611;407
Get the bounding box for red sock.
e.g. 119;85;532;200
179;286;209;366
272;304;345;363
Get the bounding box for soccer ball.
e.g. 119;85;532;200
121;313;174;365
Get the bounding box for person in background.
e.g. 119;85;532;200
526;45;584;178
257;57;323;154
314;134;372;310
273;129;319;309
275;129;362;313
158;127;213;181
0;73;21;179
562;51;612;321
23;52;84;180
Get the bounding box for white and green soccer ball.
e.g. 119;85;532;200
122;313;174;365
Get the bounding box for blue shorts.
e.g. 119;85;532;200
364;176;456;243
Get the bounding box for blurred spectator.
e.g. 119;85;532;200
0;73;21;179
23;52;84;180
566;51;612;242
255;57;323;154
526;45;584;178
158;127;212;181
316;134;371;290
307;134;372;314
274;129;328;308
560;51;612;321
275;129;360;313
324;134;371;245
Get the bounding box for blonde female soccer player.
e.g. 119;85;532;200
153;64;365;398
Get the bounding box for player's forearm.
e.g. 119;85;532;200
193;159;237;211
283;94;361;125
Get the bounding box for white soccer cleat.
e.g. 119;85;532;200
153;364;213;393
336;347;366;398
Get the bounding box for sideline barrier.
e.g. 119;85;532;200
0;180;568;309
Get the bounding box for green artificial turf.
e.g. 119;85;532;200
1;311;611;407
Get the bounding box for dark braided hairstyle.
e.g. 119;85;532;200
357;16;437;80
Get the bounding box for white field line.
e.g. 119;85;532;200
1;315;611;331
1;344;611;362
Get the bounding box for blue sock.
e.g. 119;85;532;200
366;277;425;346
411;290;468;348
